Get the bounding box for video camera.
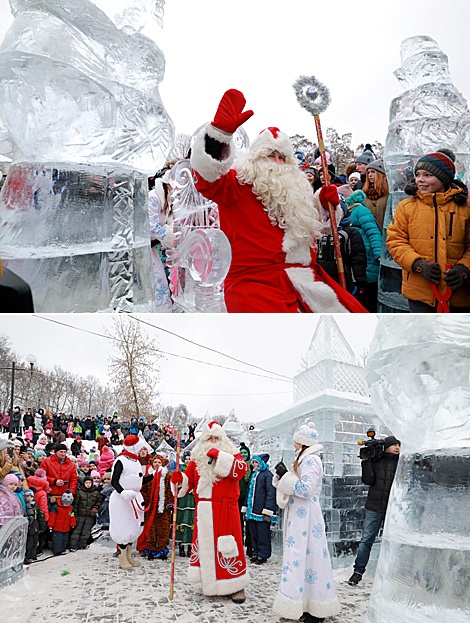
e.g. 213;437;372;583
357;428;385;461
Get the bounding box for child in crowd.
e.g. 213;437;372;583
23;488;47;564
48;489;76;555
96;471;113;530
387;149;470;312
3;473;26;512
69;476;102;551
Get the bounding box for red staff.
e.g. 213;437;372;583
169;429;182;600
293;75;347;289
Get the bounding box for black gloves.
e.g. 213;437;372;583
412;259;441;284
444;264;470;289
274;461;288;479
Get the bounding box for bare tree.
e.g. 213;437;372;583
325;127;355;175
169;133;192;159
290;134;317;165
107;317;162;418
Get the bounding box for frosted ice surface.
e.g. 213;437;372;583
364;316;470;623
0;1;173;311
0;0;173;169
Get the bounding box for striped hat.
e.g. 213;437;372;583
415;150;456;187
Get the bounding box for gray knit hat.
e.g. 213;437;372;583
61;489;74;506
355;152;375;165
366;159;386;175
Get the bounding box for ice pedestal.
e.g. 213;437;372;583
0;162;155;312
365;317;470;622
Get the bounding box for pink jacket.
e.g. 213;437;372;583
98;448;114;476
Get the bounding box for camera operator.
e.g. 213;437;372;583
348;435;401;586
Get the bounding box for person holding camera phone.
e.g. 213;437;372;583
348;435;401;586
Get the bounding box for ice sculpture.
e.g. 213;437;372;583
165;160;231;313
0;0;174;312
379;36;470;312
365;316;470;622
0;484;28;588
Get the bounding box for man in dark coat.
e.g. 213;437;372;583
348;435;401;585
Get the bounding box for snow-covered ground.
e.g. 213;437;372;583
2;540;373;623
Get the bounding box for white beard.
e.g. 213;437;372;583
191;436;237;486
235;157;323;246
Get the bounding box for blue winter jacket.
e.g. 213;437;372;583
244;454;277;522
346;190;383;283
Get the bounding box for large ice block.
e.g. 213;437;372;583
1;163;155;311
364;316;470;623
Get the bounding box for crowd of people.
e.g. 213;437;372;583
148;88;470;314
0;407;401;623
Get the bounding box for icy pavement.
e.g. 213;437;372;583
1;542;373;623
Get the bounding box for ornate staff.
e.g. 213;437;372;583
293;76;347;289
169;429;182;600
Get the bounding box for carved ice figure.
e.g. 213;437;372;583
379;36;470;311
0;0;174;312
0;484;28;589
365;316;470;622
165;127;249;312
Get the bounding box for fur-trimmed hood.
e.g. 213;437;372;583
404;179;469;205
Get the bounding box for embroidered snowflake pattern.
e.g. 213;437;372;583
282;576;288;583
326;582;331;590
305;568;318;584
312;523;323;538
299;586;304;594
305;458;315;467
154;278;171;309
282;563;291;574
292;560;300;568
294;479;310;498
296;506;307;519
312;496;318;503
286;535;296;548
323;548;328;559
289;498;295;505
302;531;307;537
306;548;311;555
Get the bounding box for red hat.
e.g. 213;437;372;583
123;434;140;447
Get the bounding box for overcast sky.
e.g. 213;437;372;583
0;314;377;423
0;0;469;151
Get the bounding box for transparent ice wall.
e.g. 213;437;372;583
0;0;174;312
365;316;470;622
379;36;470;312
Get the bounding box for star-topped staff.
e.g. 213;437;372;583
293;76;346;289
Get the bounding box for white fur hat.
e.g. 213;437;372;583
249;127;296;163
293;422;320;446
200;420;226;441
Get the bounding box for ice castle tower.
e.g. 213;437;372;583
257;316;384;561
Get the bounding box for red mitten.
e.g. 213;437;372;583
171;471;183;485
319;185;340;209
206;448;220;460
211;89;254;134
